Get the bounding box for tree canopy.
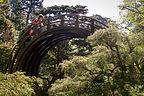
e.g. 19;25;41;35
120;0;144;33
37;5;88;15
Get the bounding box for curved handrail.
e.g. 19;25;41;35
18;14;109;45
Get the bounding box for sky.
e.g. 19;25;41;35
43;0;123;21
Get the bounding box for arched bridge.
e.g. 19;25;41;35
7;14;109;76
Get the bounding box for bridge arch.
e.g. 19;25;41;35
7;14;109;76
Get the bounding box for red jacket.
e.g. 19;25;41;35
29;17;43;35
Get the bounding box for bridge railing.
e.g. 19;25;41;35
46;14;108;31
18;14;109;48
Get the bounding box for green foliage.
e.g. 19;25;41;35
21;0;43;12
91;14;118;28
119;0;144;33
49;77;89;96
0;46;11;73
21;0;44;24
38;5;88;15
39;39;92;95
40;52;57;76
0;10;17;73
70;39;92;56
0;0;10;16
0;1;17;43
18;25;31;40
92;14;111;24
0;15;16;44
0;72;43;96
10;0;26;31
2;0;144;95
39;39;92;77
48;28;144;96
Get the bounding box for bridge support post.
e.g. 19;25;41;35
61;15;65;27
47;18;50;32
91;20;94;33
75;15;79;28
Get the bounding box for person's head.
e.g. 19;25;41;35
38;14;44;21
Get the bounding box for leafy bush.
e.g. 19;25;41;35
0;72;43;96
0;46;12;73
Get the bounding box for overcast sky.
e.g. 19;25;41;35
43;0;123;20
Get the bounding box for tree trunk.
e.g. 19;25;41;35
26;12;30;25
26;0;32;25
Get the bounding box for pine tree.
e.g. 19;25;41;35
10;0;26;31
38;5;88;16
21;0;44;24
0;0;16;73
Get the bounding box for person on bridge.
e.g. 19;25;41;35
29;14;44;35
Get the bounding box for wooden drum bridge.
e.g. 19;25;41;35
7;14;109;76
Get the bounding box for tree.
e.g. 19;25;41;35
0;0;17;73
38;7;111;95
21;0;44;24
38;5;88;16
9;0;26;31
49;28;144;95
119;0;144;33
91;14;117;27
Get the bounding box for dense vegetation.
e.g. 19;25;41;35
0;0;144;96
